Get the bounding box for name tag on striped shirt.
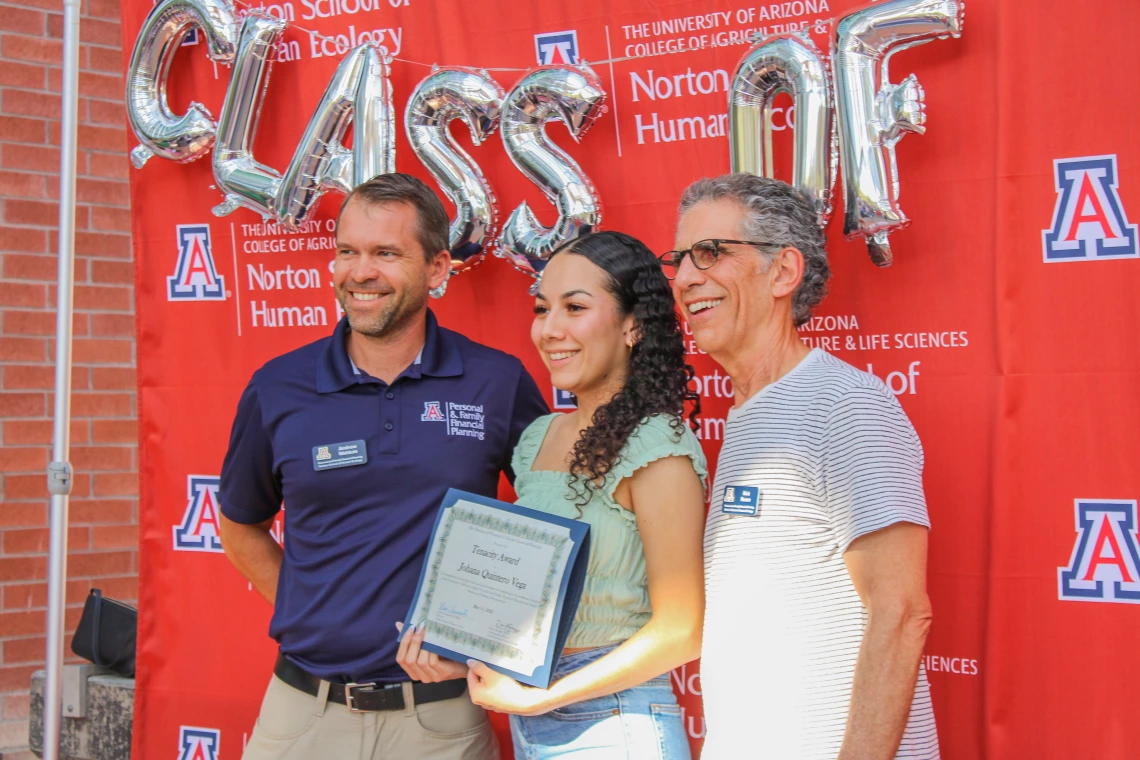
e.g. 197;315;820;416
721;485;760;516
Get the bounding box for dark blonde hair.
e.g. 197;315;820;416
339;173;448;261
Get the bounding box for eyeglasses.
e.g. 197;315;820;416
657;239;781;280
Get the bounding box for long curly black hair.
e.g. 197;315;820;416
551;231;701;505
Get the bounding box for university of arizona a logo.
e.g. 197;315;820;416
420;401;485;439
168;224;226;301
421;401;446;421
177;726;219;760
1043;155;1137;261
535;31;579;65
173;476;224;553
1058;499;1140;604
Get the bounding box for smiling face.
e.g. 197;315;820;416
672;199;780;361
531;253;635;400
333;199;449;338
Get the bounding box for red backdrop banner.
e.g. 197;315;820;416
120;0;1140;757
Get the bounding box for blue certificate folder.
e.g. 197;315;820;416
402;488;591;689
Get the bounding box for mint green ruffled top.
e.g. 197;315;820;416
512;413;708;649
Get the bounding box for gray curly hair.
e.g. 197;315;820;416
678;173;830;327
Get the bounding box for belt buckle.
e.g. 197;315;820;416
344;682;377;713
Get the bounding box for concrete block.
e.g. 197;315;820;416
29;670;134;760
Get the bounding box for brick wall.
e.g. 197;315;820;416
0;0;136;756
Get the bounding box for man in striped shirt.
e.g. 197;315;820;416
661;174;939;759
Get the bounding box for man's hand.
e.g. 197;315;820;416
394;622;469;683
839;521;933;760
218;512;283;605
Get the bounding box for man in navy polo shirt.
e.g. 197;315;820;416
218;173;548;760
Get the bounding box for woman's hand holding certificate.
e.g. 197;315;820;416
401;489;590;689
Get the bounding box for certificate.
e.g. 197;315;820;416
403;489;590;688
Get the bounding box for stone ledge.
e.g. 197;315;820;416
29;671;134;760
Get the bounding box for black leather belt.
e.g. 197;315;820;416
273;652;468;712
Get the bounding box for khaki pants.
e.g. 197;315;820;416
241;675;499;760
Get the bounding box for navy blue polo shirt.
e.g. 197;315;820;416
218;310;548;683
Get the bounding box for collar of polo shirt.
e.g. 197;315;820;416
349;349;423;377
316;309;463;392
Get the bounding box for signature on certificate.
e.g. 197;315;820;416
491;620;522;636
439;603;470;617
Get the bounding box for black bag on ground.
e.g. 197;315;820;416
70;588;137;678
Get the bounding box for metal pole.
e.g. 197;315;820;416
44;0;83;755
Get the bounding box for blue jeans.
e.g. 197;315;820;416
509;644;690;760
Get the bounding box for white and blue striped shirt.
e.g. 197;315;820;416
701;349;938;759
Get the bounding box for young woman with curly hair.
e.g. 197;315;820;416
399;230;707;758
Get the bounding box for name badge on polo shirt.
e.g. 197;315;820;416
312;440;368;471
721;485;760;516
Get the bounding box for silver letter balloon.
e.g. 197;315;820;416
276;44;395;227
211;12;396;227
834;0;965;265
406;67;505;287
211;12;286;220
496;65;607;278
125;0;237;167
730;31;836;226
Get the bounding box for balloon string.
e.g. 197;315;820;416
228;0;832;74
